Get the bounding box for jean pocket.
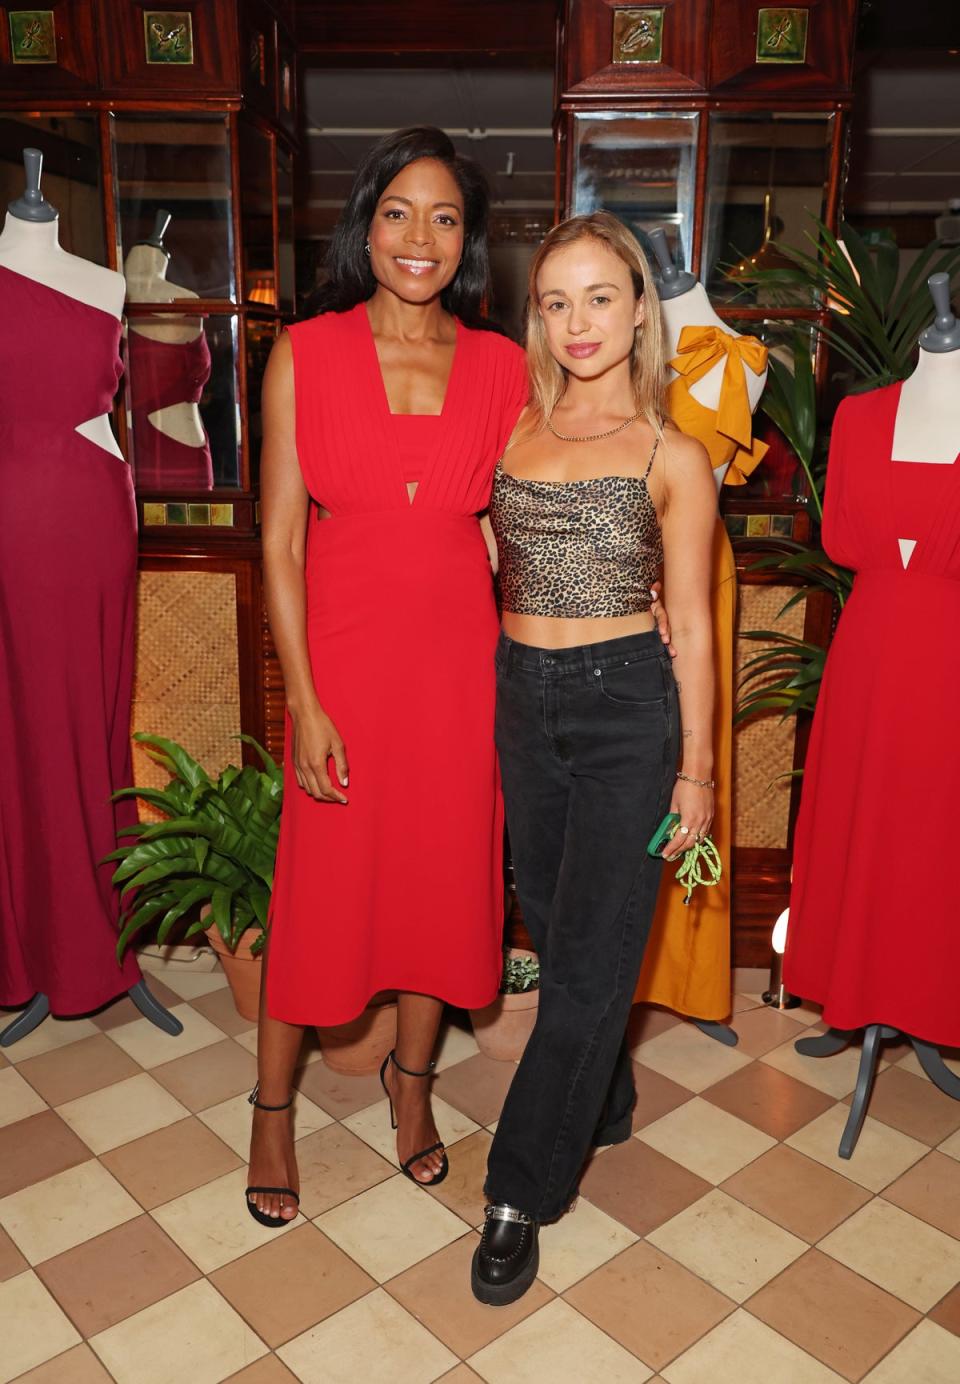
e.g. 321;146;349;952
596;657;667;708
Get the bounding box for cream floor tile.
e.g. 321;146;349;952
197;1090;332;1158
152;1167;300;1273
434;1023;481;1072
139;943;220;974
468;1298;652;1383
633;1023;751;1094
662;1309;842;1384
760;1037;882;1098
106;1004;224;1069
786;1106;927;1192
0;1160;140;1264
90;1278;267;1384
637;1097;776;1185
940;1126;960;1160
819;1198;960;1312
56;1072;190;1155
0;1066;47;1128
647;1189;806;1303
152;967;230;1000
315;1174;466;1281
0;1271;82;1383
278;1287;456;1384
894;1047;960;1082
2;1015;100;1063
343;1095;479;1165
537;1197;637;1292
234;1029;260;1058
861;1320;960;1384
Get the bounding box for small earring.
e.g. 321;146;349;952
364;242;371;256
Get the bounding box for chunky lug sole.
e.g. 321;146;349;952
470;1236;540;1307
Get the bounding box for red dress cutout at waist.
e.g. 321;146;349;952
127;326;214;490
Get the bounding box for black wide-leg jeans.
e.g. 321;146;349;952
485;628;680;1222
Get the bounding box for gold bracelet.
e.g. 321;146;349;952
676;770;715;789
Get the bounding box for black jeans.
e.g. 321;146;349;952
485;629;679;1221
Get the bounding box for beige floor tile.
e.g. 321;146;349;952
190;985;258;1038
819;1198;960;1312
197;1090;331;1158
2;1015;99;1063
147;960;230;999
882;1150;960;1238
437;1370;484;1383
106;1003;224;1069
152;1166;301;1273
633;1022;751;1093
278;1287;457;1384
433;1054;517;1128
894;1046;960;1082
537;1196;637;1292
13;1343;114;1383
940;1125;960;1160
648;1189;806;1303
151;1039;259;1112
0;1110;92;1199
0;1271;81;1383
845;1065;960;1146
0;1066;47;1128
746;1247;920;1381
294;1122;396;1217
580;1136;711;1238
343;1094;479;1165
427;1129;493;1229
292;1058;386;1119
861;1320;960;1384
211;1221;375;1347
56;1072;190;1155
224;1359;300;1384
88;979;182;1033
0;1224;28;1282
661;1309;843;1384
761;1037;876;1098
721;1145;871;1243
233;1029;262;1058
928;1281;960;1338
637;1097;776;1185
468;1298;653;1382
100;1115;242;1210
564;1240;733;1371
630;1063;693;1132
36;1213;200;1337
434;1021;481;1071
626;1004;683;1052
702;1059;836;1142
90;1278;267;1384
315;1173;467;1281
729;1006;807;1058
386;1231;553;1359
0;1160;140;1264
786;1105;927;1192
15;1033;141;1107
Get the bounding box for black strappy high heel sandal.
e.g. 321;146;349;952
378;1049;449;1187
245;1084;301;1228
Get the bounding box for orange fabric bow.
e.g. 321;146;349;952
668;326;769;484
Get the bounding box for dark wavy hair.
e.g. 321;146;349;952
308;126;496;329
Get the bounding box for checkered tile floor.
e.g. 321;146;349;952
2;957;960;1384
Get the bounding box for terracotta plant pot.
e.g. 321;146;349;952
205;924;263;1022
471;950;539;1062
316;1000;398;1075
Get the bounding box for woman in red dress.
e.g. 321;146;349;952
246;128;528;1224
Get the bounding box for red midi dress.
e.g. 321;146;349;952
786;383;960;1046
267;304;527;1024
0;266;141;1014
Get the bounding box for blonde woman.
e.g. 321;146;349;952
473;212;716;1305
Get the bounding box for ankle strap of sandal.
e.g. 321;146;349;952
484;1203;533;1226
248;1083;293;1111
389;1049;436;1079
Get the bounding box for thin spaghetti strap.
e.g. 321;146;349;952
643;436;659;481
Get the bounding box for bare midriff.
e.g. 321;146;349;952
501;608;655;650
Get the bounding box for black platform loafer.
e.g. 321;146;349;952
471;1203;539;1306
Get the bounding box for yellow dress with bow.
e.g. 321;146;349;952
634;326;768;1019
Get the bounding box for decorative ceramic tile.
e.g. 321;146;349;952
612;8;664;65
8;11;57;64
143;11;194;65
756;8;810;65
0;1271;81;1382
278;1288;457;1384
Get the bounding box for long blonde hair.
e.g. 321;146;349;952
523;211;665;438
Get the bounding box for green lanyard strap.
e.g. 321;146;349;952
673;836;722;906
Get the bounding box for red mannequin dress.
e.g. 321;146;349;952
786;383;960;1045
0;265;142;1014
127;326;214;489
267;304;527;1024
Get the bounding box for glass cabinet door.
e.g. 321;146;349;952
239;120;276;306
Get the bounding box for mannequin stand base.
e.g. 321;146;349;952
692;1019;739;1047
795;1025;960;1159
0;980;183;1048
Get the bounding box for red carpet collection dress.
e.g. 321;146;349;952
0;265;142;1014
127;325;214;490
786;383;960;1046
267;304;527;1024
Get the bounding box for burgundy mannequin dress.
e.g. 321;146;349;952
127;325;214;490
0;265;142;1014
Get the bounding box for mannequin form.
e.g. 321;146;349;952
632;229;769;1042
0;149;181;1046
787;272;960;1157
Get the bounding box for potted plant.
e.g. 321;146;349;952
108;732;280;1021
470;948;540;1062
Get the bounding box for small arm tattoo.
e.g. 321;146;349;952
682;729;693;738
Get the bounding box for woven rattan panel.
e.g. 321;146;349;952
734;583;806;849
131;571;241;810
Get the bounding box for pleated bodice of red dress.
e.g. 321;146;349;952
786;382;960;1045
268;304;527;1024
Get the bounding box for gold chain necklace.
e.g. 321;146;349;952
546;409;643;443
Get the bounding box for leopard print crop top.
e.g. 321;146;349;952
489;440;662;618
